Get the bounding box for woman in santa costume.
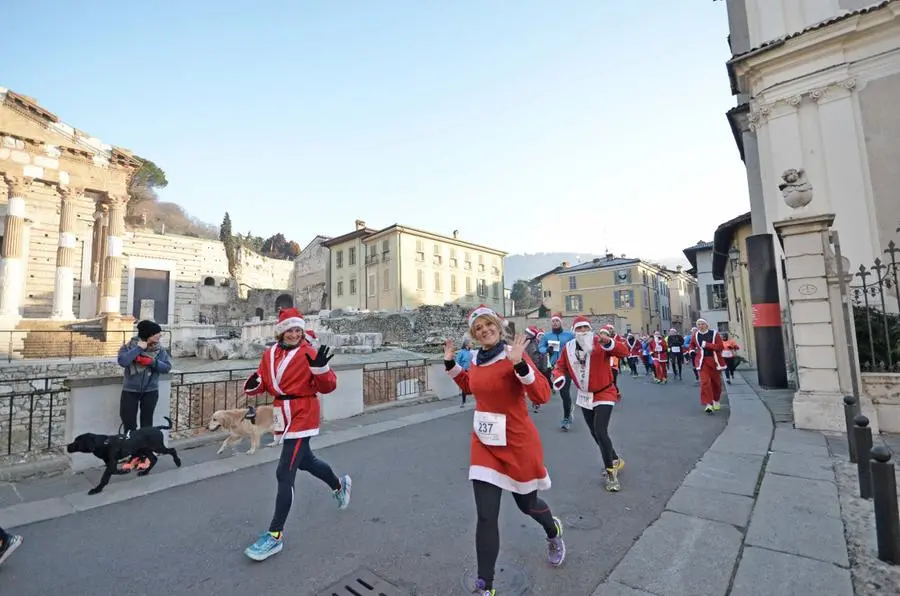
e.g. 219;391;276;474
688;318;727;414
242;308;352;562
648;331;669;384
444;305;565;596
625;332;642;378
552;317;629;492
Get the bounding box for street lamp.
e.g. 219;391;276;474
728;246;741;267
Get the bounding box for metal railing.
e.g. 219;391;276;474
850;226;900;372
0;329;173;362
168;367;263;439
0;377;69;458
362;359;430;406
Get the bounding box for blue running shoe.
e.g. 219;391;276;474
334;474;352;510
245;532;283;561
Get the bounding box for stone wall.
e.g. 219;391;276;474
233;246;294;298
0;359;121;469
293;236;329;313
322;304;471;349
863;372;900;433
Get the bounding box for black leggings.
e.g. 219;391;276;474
627;357;639;375
670;353;684;377
724;357;736;379
269;437;341;533
558;376;572;419
120;390;159;433
473;480;557;589
580;405;618;468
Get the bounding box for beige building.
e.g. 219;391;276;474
533;255;674;334
664;266;701;331
323;220;507;313
711;212;756;365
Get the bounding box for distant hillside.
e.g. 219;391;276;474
503;252;691;285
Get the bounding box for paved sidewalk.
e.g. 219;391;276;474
593;371;854;596
0;395;469;530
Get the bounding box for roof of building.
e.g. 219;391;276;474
301;235;331;253
531;255;645;283
728;0;894;63
320;228;378;247
682;241;714;271
362;223;507;256
712;211;752;280
0;87;141;170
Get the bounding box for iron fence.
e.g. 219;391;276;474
0;328;173;362
362;359;430;407
851;226;900;372
0;377;69;458
168;367;264;439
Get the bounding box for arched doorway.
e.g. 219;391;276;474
275;293;294;312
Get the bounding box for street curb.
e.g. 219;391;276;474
592;373;777;595
0;400;468;530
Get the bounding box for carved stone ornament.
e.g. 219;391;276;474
58;185;84;200
779;168;814;209
3;174;33;197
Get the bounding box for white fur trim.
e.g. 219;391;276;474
448;364;464;378
552;375;566;390
274;316;306;335
551;316;562;323
516;366;536;385
598;338;615;352
310;365;331;375
468;464;551;494
468;306;497;328
278;428;320;439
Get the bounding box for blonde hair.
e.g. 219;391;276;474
470;312;510;345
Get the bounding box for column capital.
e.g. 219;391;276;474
2;174;34;198
58;185;84;200
106;193;128;208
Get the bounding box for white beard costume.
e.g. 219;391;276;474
576;331;594;353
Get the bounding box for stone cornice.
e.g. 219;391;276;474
748;77;858;131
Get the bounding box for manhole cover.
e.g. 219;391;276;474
562;511;603;530
316;567;408;596
460;562;529;595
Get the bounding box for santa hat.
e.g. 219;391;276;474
550;313;563;324
305;329;317;342
572;316;592;331
274;307;305;335
467;304;501;329
536;328;545;338
598;325;614;337
524;326;538;338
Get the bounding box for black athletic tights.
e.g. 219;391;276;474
269;437;341;533
580;404;618;469
120;390;159;433
473;480;557;589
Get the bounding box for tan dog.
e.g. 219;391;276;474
208;406;277;455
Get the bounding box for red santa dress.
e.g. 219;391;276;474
244;308;337;440
689;328;726;406
552;325;630;409
649;336;668;382
448;347;553;494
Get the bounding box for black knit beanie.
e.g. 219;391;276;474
137;320;162;340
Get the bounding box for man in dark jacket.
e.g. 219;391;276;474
666;328;685;380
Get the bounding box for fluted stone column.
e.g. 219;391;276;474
51;185;80;320
100;196;125;315
0;174;31;318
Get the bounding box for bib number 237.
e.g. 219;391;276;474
474;411;507;447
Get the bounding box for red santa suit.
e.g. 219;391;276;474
447;305;553;494
649;335;668;382
689;325;726;407
552;317;629;410
244;308;337;440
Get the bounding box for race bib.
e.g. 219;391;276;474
273;407;286;433
655;346;662;352
671;346;680;353
548;340;560;352
576;389;594;409
474;411;507;446
723;350;733;358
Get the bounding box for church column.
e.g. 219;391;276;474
0;174;31;318
100;195;125;315
51;185;80;320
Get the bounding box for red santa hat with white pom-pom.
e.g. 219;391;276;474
274;307;306;336
571;316;592;331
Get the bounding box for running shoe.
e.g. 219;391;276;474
614;458;625;472
473;579;495;595
705;405;714;414
547;517;566;566
713;401;721;411
245;532;283;561
605;467;621;492
560;417;571;431
0;534;22;567
334;474;352;510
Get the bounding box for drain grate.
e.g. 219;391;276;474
316;567;408;596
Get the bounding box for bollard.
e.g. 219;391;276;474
843;395;858;463
854;415;874;499
870;446;900;565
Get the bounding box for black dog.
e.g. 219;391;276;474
66;417;182;495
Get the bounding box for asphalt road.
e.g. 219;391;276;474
4;373;727;596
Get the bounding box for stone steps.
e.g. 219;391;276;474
20;332;121;359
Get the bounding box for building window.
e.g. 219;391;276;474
382;239;390;257
451;274;457;293
707;284;728;310
433;243;442;265
466;277;473;293
614;289;634;309
336;250;343;269
478;279;487;297
367;274;376;297
349;278;357;295
492;281;499;299
337;281;343;296
449;247;457;268
464;253;472;270
383;268;389;291
203;277;215;286
415;240;425;262
718;321;730;333
348;247;356;266
565;295;582;312
417;269;425;290
478;254;485;272
569;276;577;290
434;271;442;292
614;269;631;284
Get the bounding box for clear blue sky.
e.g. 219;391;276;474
6;0;747;262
